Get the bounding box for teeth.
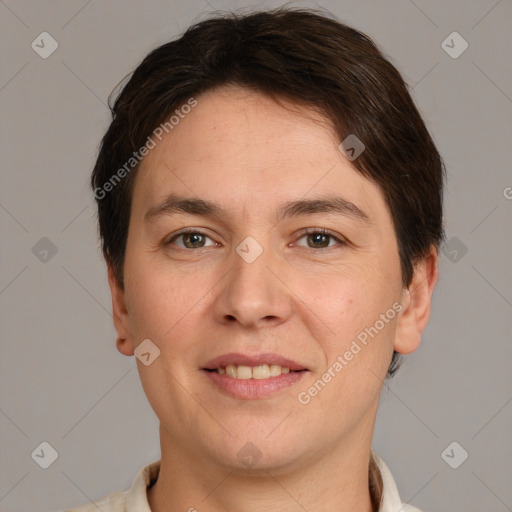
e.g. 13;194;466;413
217;364;293;379
236;365;252;379
269;364;281;377
252;364;270;379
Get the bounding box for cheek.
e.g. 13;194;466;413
292;263;401;393
295;261;396;337
123;255;209;342
302;280;399;409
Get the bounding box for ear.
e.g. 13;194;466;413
107;264;135;357
394;245;439;355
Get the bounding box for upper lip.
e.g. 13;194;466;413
202;353;308;371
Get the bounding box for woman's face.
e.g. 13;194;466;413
110;85;426;471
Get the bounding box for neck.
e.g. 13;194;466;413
147;424;380;512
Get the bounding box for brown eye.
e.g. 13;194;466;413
166;230;216;249
181;233;206;248
306;232;331;248
295;229;345;249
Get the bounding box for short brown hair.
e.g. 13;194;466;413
91;6;445;378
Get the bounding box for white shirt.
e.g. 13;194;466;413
66;451;423;512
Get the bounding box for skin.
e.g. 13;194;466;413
108;85;439;512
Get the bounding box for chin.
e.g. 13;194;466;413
203;430;307;474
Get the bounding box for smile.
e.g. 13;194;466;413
201;353;309;399
212;364;294;379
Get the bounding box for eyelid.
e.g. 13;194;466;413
293;228;347;248
165;228;218;247
165;227;347;249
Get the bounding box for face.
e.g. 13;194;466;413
109;85;435;472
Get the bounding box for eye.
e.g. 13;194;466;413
165;229;218;249
294;228;346;249
165;228;345;250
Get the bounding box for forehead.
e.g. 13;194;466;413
164;86;339;162
131;85;389;228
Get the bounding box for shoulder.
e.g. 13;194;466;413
372;451;427;512
65;459;160;512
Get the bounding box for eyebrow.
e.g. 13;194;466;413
144;193;370;225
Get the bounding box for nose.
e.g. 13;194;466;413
212;239;293;329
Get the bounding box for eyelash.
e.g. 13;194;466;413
165;228;346;250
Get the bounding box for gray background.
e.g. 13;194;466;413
0;0;511;511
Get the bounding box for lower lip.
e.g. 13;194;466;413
203;370;308;399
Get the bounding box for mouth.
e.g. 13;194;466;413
204;363;304;380
201;353;309;399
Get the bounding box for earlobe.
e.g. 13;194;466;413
107;264;135;357
393;246;439;355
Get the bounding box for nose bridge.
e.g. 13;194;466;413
214;234;291;327
233;235;272;288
